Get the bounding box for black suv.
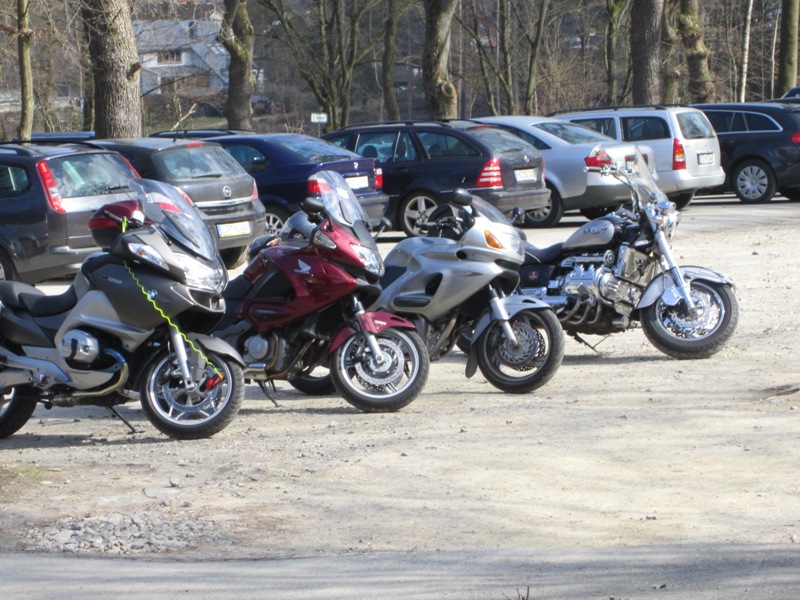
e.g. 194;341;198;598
323;120;549;236
84;138;266;267
0;144;139;283
692;101;800;203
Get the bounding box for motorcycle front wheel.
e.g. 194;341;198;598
141;350;244;439
476;308;565;394
329;328;429;412
640;280;738;359
0;386;39;438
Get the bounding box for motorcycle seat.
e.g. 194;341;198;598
0;281;77;316
525;242;564;264
0;281;43;311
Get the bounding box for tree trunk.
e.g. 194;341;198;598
604;0;629;106
81;0;142;138
677;0;716;103
630;0;664;104
382;0;401;121
777;0;799;96
220;0;255;130
523;0;549;115
661;1;680;104
16;0;34;141
734;0;754;102
422;0;459;119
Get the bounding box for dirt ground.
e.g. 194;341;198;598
1;196;799;563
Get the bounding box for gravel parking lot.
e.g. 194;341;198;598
1;195;799;597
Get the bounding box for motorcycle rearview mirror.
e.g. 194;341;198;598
372;216;393;240
450;188;473;207
510;206;525;225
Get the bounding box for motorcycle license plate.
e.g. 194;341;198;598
217;221;252;238
346;175;369;190
697;152;714;165
514;168;536;182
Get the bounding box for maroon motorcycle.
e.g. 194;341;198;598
213;171;429;412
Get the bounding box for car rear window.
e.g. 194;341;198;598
534;121;613;144
464;126;533;154
156;145;246;180
418;132;479;158
272;136;357;162
676;111;716;139
48;153;135;198
571;117;617;138
621;117;670;141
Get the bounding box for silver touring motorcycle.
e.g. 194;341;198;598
0;178;245;439
372;191;565;394
519;148;739;358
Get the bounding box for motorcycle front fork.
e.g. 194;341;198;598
654;230;698;316
169;326;198;392
349;297;388;366
486;286;520;347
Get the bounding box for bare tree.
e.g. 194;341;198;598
677;0;716;103
776;0;799;95
220;0;254;130
422;0;459;118
81;0;141;137
604;0;630;105
16;0;33;140
630;0;664;104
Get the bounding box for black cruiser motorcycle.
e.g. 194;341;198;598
518;148;738;359
0;178;245;439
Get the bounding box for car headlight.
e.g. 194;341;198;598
174;252;228;292
351;243;384;277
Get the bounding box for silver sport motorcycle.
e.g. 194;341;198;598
372;191;565;394
0;178;245;440
519;148;738;359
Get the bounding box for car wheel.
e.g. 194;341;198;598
779;188;800;201
219;246;247;269
264;206;290;236
399;193;439;237
0;250;17;281
525;187;564;228
732;160;776;203
670;191;695;210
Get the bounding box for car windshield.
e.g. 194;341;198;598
155;145;246;180
533;121;614;144
274;135;358;163
49;153;134;198
130;178;218;260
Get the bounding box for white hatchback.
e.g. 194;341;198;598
552;105;725;208
477;115;656;226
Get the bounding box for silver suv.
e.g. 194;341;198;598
552;105;725;208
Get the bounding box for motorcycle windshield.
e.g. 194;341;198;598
129;178;218;261
626;147;665;204
311;170;377;249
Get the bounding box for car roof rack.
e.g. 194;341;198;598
336;120;457;130
548;103;689;116
0;144;43;157
148;128;255;139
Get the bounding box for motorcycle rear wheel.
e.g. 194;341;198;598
476;308;564;394
640;280;738;359
0;386;38;438
330;328;429;412
141;349;244;439
288;368;336;396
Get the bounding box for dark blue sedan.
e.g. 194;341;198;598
193;133;389;234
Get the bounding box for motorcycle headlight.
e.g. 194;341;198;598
174;252;228;292
351;243;384;277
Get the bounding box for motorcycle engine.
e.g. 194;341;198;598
243;334;287;371
560;252;644;313
61;330;100;365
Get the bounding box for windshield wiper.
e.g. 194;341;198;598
105;184;130;192
192;172;223;178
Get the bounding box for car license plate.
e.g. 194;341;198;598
217;221;252;238
697;152;714;165
346;175;369;190
514;168;536;182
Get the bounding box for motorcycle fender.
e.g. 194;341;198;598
637;266;735;309
188;333;245;367
328;311;416;354
465;295;553;379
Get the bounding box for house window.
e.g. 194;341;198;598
56;84;70;98
157;50;182;64
189;72;211;90
161;77;177;94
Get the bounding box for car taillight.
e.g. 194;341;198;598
36;161;65;213
476;158;503;188
375;167;383;190
791;131;800;144
584;146;613;168
307;177;321;195
119;155;141;177
251;180;258;200
672;138;686;170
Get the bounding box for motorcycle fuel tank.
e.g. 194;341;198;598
562;218;616;253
